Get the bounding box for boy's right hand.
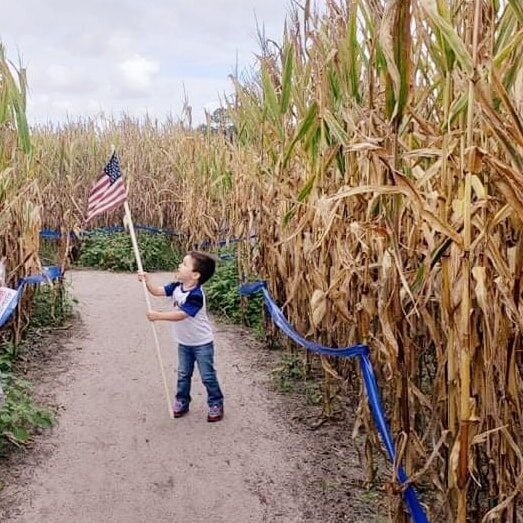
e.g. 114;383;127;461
137;271;148;282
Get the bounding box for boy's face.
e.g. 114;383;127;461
176;255;200;286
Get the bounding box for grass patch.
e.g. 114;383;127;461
0;361;53;454
0;281;73;455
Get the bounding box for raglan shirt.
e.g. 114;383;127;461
163;282;213;346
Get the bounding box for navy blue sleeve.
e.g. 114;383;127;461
164;282;179;297
179;288;204;317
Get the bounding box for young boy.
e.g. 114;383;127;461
138;251;224;422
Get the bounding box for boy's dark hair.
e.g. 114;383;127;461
189;251;216;285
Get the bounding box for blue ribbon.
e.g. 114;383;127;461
40;226;181;238
40;229;68;240
40;227;257;247
240;280;428;523
40;228;257;261
0;266;62;329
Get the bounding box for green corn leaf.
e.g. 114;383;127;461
283;102;318;167
445;92;468;128
282;206;296;225
419;0;473;75
348;6;361;103
261;64;279;123
508;0;523;22
280;44;294;114
322;110;348;145
297;174;317;202
494;29;523;68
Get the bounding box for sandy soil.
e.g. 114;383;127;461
0;270;387;523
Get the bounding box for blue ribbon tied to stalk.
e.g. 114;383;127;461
0;266;62;329
239;281;428;523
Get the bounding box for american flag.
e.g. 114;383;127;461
86;152;127;223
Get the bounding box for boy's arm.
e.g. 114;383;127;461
147;310;188;322
138;272;166;297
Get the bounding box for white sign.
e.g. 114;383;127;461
0;286;17;319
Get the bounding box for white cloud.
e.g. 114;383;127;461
118;55;160;95
44;64;97;94
107;35;133;58
0;0;328;126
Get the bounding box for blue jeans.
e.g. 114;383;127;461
176;342;224;407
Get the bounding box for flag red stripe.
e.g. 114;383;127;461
86;194;127;222
86;193;127;222
87;186;127;216
87;177;124;205
87;180;126;212
88;176;111;201
87;191;126;217
86;180;127;222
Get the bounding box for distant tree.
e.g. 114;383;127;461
196;107;236;141
210;107;228;127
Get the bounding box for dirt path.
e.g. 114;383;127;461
0;271;309;522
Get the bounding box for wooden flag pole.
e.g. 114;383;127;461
124;201;174;420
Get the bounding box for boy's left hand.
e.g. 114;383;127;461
146;310;160;321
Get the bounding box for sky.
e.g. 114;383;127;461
0;1;321;127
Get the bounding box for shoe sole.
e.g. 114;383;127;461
207;414;223;422
173;409;189;418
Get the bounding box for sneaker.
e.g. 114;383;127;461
207;404;224;422
173;400;189;418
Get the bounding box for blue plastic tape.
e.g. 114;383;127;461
41;226;181;238
240;280;428;523
39;228;255;261
40;227;256;244
0;266;62;329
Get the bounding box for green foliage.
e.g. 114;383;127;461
77;232;180;272
205;250;263;330
0;43;31;154
0;342;54;453
0;371;53;453
272;353;305;392
0;280;73;454
0;341;15;374
270;352;322;405
29;283;75;329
